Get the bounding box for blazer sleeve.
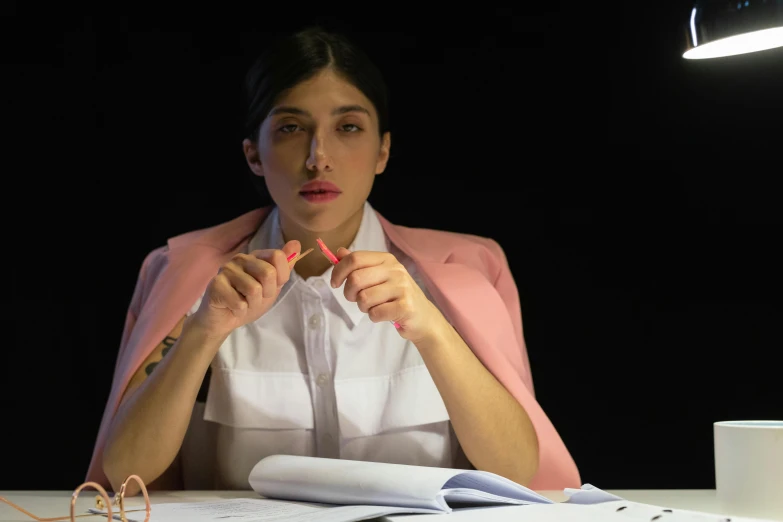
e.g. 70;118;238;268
482;238;534;395
481;237;581;489
84;246;169;487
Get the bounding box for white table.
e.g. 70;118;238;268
0;489;743;521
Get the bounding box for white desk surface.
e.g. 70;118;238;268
0;489;746;521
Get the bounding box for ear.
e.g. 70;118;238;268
242;138;265;177
374;131;391;175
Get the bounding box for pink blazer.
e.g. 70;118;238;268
86;207;580;490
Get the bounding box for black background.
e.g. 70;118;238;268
4;5;782;491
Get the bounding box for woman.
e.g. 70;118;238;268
88;27;580;493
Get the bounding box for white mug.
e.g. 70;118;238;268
714;420;783;520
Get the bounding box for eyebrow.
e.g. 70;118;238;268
268;104;370;117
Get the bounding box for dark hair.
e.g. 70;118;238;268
244;27;390;141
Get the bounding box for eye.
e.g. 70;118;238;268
340;124;362;133
277;124;301;134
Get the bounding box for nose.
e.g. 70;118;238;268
305;131;333;173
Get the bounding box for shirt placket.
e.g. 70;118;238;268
302;279;340;459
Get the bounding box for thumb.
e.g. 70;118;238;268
335;247;351;261
282;240;301;259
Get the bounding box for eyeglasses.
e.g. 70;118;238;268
0;475;151;522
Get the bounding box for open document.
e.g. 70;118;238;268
248;454;553;512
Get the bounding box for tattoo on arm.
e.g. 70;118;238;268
161;336;176;357
145;336;179;376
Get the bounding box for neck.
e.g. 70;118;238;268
278;206;365;280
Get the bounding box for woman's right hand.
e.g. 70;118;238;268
190;239;301;339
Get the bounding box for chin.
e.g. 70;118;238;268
288;202;352;233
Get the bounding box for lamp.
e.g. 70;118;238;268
683;0;783;59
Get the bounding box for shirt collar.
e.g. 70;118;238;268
247;202;388;329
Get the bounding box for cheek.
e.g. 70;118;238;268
343;149;377;171
339;150;379;195
338;138;381;169
260;139;304;173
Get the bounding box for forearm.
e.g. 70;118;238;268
102;317;227;492
414;312;539;485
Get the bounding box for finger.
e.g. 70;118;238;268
211;273;247;312
235;255;279;298
331;251;388;288
256;260;280;298
221;264;263;300
356;283;401;314
282;239;301;259
366;300;406;324
247;240;300;265
249;240;300;287
343;265;392;302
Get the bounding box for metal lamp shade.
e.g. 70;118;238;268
684;0;783;58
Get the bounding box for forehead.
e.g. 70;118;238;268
274;69;376;118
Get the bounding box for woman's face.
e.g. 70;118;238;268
243;68;391;234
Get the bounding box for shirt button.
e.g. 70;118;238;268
313;279;330;295
316;373;329;387
308;314;322;328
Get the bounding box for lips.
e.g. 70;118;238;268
298;180;342;204
299;180;342;195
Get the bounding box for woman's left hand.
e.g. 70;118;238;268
330;248;446;344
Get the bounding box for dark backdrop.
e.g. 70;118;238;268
4;5;782;490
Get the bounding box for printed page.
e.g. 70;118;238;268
249;454;547;512
563;483;626;504
90;497;439;522
382;503;640;521
249;454;464;511
382;502;778;522
563;486;772;522
582;500;774;522
440;488;544;506
442;471;553;504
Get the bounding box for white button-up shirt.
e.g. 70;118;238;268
180;203;454;489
